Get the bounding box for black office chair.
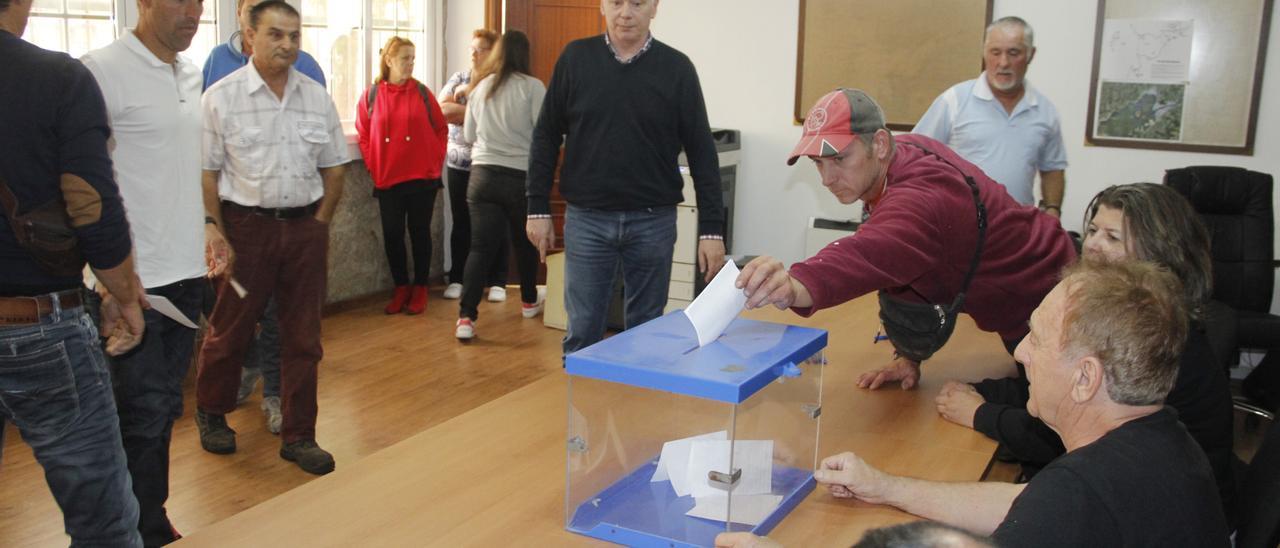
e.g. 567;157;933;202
1164;166;1278;420
1236;417;1280;548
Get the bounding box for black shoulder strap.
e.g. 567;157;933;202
368;82;435;123
897;141;988;310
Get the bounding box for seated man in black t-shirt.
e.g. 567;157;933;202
792;260;1229;547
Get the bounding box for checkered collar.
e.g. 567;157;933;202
604;32;654;64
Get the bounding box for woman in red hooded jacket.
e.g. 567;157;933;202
356;36;447;314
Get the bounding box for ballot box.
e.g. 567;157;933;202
564;311;827;547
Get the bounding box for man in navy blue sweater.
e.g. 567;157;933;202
1;0;148;544
526;0;726;354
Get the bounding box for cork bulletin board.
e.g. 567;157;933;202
795;0;993;130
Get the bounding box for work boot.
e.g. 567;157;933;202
280;440;335;475
405;285;428;315
384;285;411;314
195;409;236;454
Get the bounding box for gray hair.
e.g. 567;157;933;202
985;16;1034;50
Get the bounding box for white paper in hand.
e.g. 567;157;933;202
682;259;748;346
145;295;198;329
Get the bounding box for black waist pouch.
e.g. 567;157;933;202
1;178;86;278
878;291;965;362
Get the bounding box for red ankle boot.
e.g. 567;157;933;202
385;285;411;314
406;285;428;315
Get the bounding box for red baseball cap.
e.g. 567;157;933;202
787;88;887;165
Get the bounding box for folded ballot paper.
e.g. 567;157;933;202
650;431;779;526
682;259;749;347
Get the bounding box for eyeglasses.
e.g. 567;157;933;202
470;46;491;54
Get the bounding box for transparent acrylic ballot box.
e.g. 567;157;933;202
565;311;826;547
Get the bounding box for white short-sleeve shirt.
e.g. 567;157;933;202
81;31;206;288
202;64;348;208
913;74;1068;206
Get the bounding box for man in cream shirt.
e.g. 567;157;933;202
81;0;227;543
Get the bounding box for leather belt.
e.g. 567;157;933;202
0;289;83;326
222;200;319;220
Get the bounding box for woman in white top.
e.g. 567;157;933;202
454;30;546;340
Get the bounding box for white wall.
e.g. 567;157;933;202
653;0;1280;314
445;0;1280;312
445;0;486;80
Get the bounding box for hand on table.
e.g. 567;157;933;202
814;451;891;504
935;381;985;429
714;532;783;548
855;356;921;390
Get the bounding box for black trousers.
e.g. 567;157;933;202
447;167;507;286
376;179;439;286
459;164;540;320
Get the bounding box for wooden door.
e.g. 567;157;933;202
505;0;605;85
498;0;603;263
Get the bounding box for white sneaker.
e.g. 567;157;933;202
487;286;507;302
455;318;475;340
261;396;282;435
442;283;462;299
522;287;548;319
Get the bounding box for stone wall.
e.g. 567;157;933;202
325;160;446;304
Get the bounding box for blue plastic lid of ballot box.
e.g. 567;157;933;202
565;311;827;403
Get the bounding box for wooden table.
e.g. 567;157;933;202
176;295;1016;547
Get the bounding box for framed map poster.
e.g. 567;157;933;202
1085;0;1273;154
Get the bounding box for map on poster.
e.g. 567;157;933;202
1096;82;1186;141
1100;19;1194;83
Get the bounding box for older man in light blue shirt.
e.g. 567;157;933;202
914;16;1067;216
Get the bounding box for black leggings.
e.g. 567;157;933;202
447;167;507;285
459;164;540;320
376;180;438;286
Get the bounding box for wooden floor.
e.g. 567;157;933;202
0;287;564;547
1;287;1272;546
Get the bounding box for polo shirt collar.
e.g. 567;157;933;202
122;30;171;68
974;71;1039;109
228;30;249;62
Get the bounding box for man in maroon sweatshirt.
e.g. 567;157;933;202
737;88;1075;391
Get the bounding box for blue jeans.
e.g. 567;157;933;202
562;204;676;354
242;296;281;398
0;296;142;547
